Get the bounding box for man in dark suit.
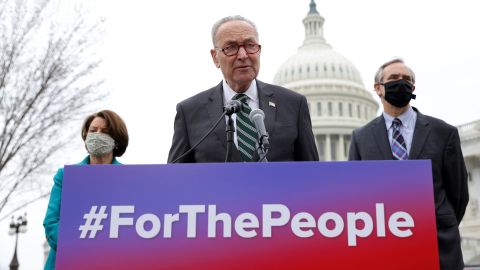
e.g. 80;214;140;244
168;15;318;163
349;58;469;269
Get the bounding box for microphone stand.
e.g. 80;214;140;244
256;135;269;162
225;114;235;162
171;111;227;163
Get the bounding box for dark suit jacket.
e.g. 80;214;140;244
168;80;319;163
349;107;469;270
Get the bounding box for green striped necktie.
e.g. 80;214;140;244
233;94;257;161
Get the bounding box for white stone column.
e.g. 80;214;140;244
339;134;345;161
325;134;331;161
315;135;322;161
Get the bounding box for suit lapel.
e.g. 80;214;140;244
409;109;431;159
371;115;394;160
257;80;276;139
207;83;226;148
207;82;242;162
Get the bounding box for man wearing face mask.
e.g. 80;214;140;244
348;58;469;269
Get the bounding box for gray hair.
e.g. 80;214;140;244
374;58;416;84
211;15;258;46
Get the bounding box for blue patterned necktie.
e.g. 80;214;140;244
233;94;257;161
391;118;408;160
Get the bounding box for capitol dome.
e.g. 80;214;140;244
274;46;364;86
273;0;379;161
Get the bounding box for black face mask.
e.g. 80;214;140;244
382;79;416;108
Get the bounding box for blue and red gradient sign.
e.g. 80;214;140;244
57;161;439;270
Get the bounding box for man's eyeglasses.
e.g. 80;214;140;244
217;43;261;56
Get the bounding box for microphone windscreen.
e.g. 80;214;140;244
249;108;265;122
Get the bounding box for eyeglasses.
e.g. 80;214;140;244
217;43;261;56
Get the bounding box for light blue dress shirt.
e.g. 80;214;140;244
382;106;417;155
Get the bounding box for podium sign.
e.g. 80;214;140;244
57;161;439;269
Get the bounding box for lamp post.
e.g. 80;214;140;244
8;213;27;270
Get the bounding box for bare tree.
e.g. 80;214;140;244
0;0;105;219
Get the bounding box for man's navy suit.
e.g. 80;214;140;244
168;80;319;162
349;107;469;270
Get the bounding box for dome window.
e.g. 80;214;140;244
328;102;333;116
317;102;322;116
339;102;343;116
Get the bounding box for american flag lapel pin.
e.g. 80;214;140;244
269;101;276;108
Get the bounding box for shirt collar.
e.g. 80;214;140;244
383;106;416;129
223;79;258;104
82;155;121;165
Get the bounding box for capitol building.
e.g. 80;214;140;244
274;1;378;162
274;0;480;264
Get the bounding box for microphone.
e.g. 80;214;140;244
248;109;270;150
224;100;242;115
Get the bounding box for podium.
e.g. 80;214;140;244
57;161;439;270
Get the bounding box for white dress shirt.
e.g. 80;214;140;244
223;79;259;147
